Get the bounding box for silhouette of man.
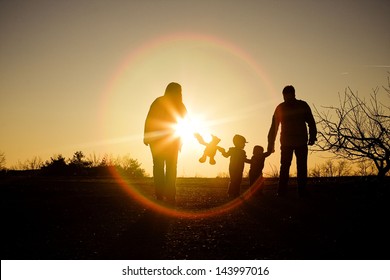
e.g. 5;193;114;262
144;82;187;204
267;85;317;197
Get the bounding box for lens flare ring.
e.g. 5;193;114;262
103;32;275;218
112;169;265;219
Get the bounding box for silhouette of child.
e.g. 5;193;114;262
219;134;250;198
248;145;271;186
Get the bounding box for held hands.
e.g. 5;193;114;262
267;144;275;154
308;138;317;146
267;148;275;154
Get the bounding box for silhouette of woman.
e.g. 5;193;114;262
144;82;187;204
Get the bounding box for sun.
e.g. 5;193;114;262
174;115;212;144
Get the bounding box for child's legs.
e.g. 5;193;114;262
228;171;242;197
249;171;260;186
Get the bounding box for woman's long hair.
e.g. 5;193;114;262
164;82;183;103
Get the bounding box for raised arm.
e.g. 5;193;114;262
218;146;229;158
264;151;272;158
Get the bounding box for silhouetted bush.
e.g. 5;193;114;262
39;151;146;178
41;154;70;176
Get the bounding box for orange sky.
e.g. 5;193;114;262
1;0;389;177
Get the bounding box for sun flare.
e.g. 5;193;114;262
174;115;212;144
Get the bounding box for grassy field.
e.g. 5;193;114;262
1;175;389;260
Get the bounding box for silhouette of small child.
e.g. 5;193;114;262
248;145;271;186
219;134;250;198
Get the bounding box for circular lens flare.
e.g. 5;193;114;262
113;170;266;219
102;32;275;219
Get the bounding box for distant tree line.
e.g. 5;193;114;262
0;151;147;178
0;149;382;179
309;159;377;178
260;159;377;179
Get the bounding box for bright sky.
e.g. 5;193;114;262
1;0;389;177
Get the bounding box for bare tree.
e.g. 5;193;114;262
87;153;104;167
313;76;390;178
309;164;322;178
0;151;6;170
335;160;352;177
27;156;44;170
309;159;351;178
355;159;376;176
322;159;336;177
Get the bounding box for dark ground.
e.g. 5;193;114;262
1;175;389;260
